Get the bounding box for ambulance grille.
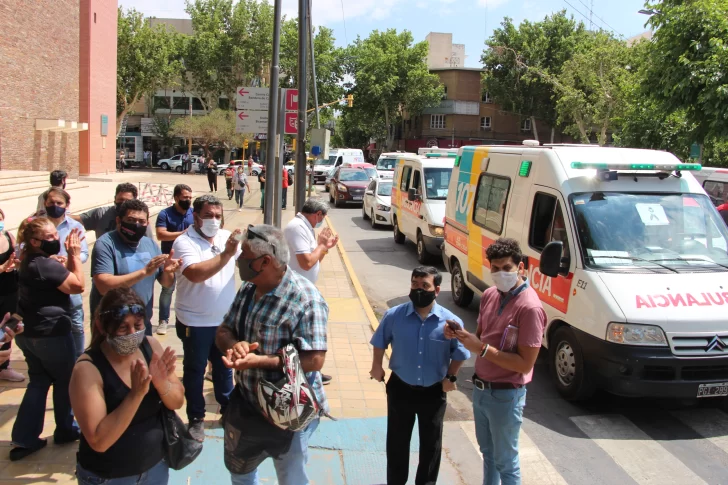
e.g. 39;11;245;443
668;332;728;357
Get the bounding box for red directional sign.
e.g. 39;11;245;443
285;89;299;112
285;112;298;134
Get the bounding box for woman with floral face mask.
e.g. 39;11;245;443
70;287;184;485
10;217;85;460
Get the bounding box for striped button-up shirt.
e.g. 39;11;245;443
221;267;329;413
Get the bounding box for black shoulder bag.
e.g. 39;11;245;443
140;339;203;470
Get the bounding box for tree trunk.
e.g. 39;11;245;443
530;116;539;141
115;96;137;137
550;127;555;144
575;117;590;144
224;147;232;163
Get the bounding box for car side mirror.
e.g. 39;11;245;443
365;190;374;195
540;241;570;277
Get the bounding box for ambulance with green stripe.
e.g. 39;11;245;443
442;141;728;401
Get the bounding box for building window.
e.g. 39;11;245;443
482;91;492;103
430;114;445;130
521;118;532;132
153;96;170;111
218;98;230;110
192;97;204;110
442;86;448;100
480;117;492;130
173;96;190;110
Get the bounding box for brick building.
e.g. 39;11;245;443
0;0;116;176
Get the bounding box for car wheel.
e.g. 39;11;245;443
393;217;405;244
451;260;474;307
174;166;182;173
160;163;169;170
416;231;430;264
371;210;378;229
362;205;369;220
334;192;343;208
549;326;595;401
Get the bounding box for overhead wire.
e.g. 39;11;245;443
571;0;626;38
339;0;348;44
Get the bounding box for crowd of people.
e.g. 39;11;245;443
0;167;546;485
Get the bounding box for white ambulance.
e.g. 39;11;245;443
391;153;456;263
312;148;364;183
442;141;728;401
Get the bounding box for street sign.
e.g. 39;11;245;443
100;114;108;136
284;112;297;135
236;87;270;111
285;89;299;112
236;111;269;133
690;142;701;160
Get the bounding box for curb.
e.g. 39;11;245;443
324;215;381;334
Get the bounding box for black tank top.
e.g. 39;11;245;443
0;232;17;296
77;339;165;478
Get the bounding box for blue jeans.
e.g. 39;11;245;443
182;325;233;420
230;419;320;485
158;276;176;323
76;458;169;485
12;333;79;448
69;293;85;359
473;386;527;485
235;189;246;208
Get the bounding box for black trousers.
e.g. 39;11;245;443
208;173;218;191
282;187;288;209
386;372;447;485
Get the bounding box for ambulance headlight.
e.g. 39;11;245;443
606;323;668;346
428;225;444;237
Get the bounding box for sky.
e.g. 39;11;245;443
119;0;654;68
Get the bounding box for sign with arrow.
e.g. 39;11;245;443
236;111;269;133
236;87;270;111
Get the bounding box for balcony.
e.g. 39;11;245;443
423;100;480;116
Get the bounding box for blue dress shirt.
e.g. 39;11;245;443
57;216;89;264
370;302;470;387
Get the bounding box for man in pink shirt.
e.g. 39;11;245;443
445;238;546;485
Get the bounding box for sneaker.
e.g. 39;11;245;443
54;429;81;445
156;320;168;335
238;208;242;212
188;418;205;442
322;374;333;385
9;439;47;461
0;368;25;382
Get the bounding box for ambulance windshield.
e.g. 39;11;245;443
424;168;451;200
571;192;728;271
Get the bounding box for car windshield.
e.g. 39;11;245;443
377;158;397;171
571;192;728;272
340;170;369;181
703;180;728;207
378;182;393;196
423;168;452;200
364;168;378;179
319;156;336;166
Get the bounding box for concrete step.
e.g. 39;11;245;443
0;180;88;202
0;174;48;186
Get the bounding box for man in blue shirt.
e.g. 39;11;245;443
155;184;194;335
370;266;470;485
90;199;180;335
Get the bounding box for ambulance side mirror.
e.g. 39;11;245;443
540;241;569;277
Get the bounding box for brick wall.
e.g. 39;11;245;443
0;0;81;176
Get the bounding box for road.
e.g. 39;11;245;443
325;198;728;485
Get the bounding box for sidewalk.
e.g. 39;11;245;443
0;177;469;484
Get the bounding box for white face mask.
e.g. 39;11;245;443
491;270;519;293
200;218;221;237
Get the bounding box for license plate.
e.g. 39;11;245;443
352;196;363;201
697;382;728;398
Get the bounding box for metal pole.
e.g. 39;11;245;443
308;0;320;130
264;0;283;225
295;0;308;212
273;89;286;227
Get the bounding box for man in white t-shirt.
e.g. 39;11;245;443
172;194;242;442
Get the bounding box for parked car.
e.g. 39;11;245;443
328;168;370;207
362;178;393;228
324;167;337;192
341;161;378;180
159;154;200;172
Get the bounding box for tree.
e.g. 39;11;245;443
346;29;442;150
150;116;179;156
171;110;251;161
117;8;184;134
644;0;728;144
481;12;588;141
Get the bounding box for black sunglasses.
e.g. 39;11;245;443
246;224;277;256
101;304;145;319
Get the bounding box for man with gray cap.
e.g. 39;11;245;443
216;224;329;485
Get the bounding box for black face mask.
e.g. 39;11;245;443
45;205;66;219
409;288;437;308
39;239;61;256
120;221;147;243
178;200;191;211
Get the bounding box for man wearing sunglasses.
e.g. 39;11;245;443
215;224;329;485
172;194;242;442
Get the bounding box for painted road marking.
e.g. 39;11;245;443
672;408;728;455
570;414;708;485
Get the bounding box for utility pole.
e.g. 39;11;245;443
295;0;308;212
308;0;320;130
264;0;283;225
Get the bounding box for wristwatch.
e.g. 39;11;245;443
445;374;457;383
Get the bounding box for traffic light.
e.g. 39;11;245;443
256;141;261;150
292;138;297;151
347;94;354;107
243;140;249;149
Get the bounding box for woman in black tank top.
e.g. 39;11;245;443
69;288;184;484
0;208;23;380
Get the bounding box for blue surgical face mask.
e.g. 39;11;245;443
0;221;4;233
315;220;323;229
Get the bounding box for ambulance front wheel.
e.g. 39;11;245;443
393;217;405;244
550;326;595;401
451;261;474;307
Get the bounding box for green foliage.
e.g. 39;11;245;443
117;8;184;132
150;116;179;152
346;29;442;150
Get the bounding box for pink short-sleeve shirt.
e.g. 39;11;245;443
475;282;547;385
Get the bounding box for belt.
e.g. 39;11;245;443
472;375;523;390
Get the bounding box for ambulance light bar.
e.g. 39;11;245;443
570;161;701;171
425;153;458;158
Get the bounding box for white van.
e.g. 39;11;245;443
391;153;456;263
376;152;412;180
442;142;728;401
692;167;728;206
417;147;459;156
313;148;364;183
